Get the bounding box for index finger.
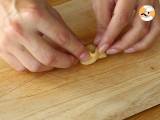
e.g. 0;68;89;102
98;0;137;52
37;9;89;61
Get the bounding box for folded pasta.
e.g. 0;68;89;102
81;44;107;65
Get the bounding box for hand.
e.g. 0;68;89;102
0;0;89;72
92;0;160;54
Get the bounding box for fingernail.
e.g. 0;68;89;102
98;44;109;53
124;48;136;53
80;52;90;61
107;48;119;55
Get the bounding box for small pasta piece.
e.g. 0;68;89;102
81;44;107;65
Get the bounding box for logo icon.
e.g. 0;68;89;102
139;5;156;21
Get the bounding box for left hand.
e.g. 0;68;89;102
92;0;160;54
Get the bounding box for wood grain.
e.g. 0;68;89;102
0;0;159;120
127;105;160;120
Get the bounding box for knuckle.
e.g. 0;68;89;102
4;20;23;37
115;13;130;25
56;31;70;46
113;39;127;50
115;43;125;50
29;63;42;72
15;66;26;72
140;43;149;50
122;13;130;22
0;39;10;50
43;54;56;66
103;37;113;45
22;4;44;21
31;6;43;18
137;24;149;35
142;27;149;35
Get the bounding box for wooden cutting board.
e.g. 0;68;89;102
0;0;159;120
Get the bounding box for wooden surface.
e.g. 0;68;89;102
0;0;159;120
127;105;160;120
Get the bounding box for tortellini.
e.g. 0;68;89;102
81;44;107;65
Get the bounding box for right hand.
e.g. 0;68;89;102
92;0;160;54
0;0;89;72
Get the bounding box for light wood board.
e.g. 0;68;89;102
0;0;159;120
127;105;160;120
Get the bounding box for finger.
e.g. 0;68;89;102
8;22;77;69
125;27;159;53
98;0;137;52
124;0;160;53
20;33;77;68
47;6;65;24
107;4;151;54
92;0;115;45
47;7;80;52
44;7;71;52
42;34;69;54
37;10;89;61
0;52;26;72
125;22;160;53
9;43;54;72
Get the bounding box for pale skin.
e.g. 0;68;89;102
0;0;159;72
92;0;160;54
0;0;89;72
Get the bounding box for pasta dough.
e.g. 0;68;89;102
81;44;107;65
